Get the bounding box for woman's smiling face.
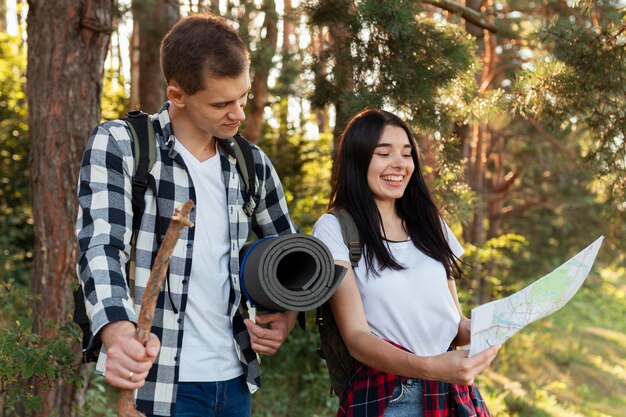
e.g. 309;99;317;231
367;125;415;208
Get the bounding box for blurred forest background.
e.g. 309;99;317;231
0;0;625;416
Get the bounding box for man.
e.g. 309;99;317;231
76;13;299;417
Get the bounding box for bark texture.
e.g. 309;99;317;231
242;0;277;143
130;0;179;113
26;1;115;416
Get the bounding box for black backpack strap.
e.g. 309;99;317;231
123;110;156;232
231;133;259;217
72;285;99;363
315;209;362;395
330;209;361;267
316;209;359;395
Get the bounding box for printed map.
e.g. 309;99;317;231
468;236;604;357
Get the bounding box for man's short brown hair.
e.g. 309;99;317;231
160;13;250;95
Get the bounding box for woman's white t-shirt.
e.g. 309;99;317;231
312;213;464;357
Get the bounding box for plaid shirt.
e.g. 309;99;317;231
338;342;491;417
76;103;297;416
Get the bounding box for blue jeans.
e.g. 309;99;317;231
383;378;424;417
169;375;251;417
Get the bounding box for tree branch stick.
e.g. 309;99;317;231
118;200;194;417
423;0;499;33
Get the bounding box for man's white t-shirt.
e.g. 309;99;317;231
312;213;464;356
174;141;241;382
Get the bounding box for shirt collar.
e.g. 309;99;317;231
156;101;175;148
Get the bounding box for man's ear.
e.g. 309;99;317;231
167;82;186;108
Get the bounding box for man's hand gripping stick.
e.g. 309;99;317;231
118;200;194;417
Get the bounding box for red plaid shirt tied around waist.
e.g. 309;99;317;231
337;342;491;417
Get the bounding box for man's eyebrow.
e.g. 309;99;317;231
209;88;251;106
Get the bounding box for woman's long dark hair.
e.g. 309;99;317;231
329;109;462;280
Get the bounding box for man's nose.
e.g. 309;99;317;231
229;103;246;121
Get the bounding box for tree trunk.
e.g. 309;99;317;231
461;0;503;304
26;1;115;416
328;20;354;156
310;27;329;134
0;0;6;32
208;0;220;13
131;0;179;113
464;0;485;39
129;15;141;110
276;0;294;148
235;1;252;50
282;0;294;55
242;0;277;143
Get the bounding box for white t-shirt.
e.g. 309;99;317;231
174;141;242;382
312;213;464;356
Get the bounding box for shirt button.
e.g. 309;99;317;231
186;244;192;248
177;318;182;323
182;280;187;284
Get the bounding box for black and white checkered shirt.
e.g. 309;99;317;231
76;103;297;416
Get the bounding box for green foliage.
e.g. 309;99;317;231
515;14;626;197
420;131;476;221
306;0;359;28
286;130;334;232
359;1;478;128
274;50;301;98
0;32;32;287
438;67;508;129
309;0;479;130
459;233;528;304
100;66;129;121
252;318;338;417
260;102;334;232
76;373;117;417
0;281;81;414
500;128;615;283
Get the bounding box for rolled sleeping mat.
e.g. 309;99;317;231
239;233;346;312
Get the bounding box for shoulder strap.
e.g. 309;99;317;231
231;133;259;217
123;110;156;232
329;209;361;267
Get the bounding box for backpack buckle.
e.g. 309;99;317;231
243;195;259;217
349;245;361;265
132;174;148;188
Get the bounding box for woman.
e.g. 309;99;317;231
312;109;499;417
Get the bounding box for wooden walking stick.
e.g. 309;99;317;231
118;200;194;417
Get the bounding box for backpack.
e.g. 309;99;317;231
72;110;259;363
316;208;361;396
